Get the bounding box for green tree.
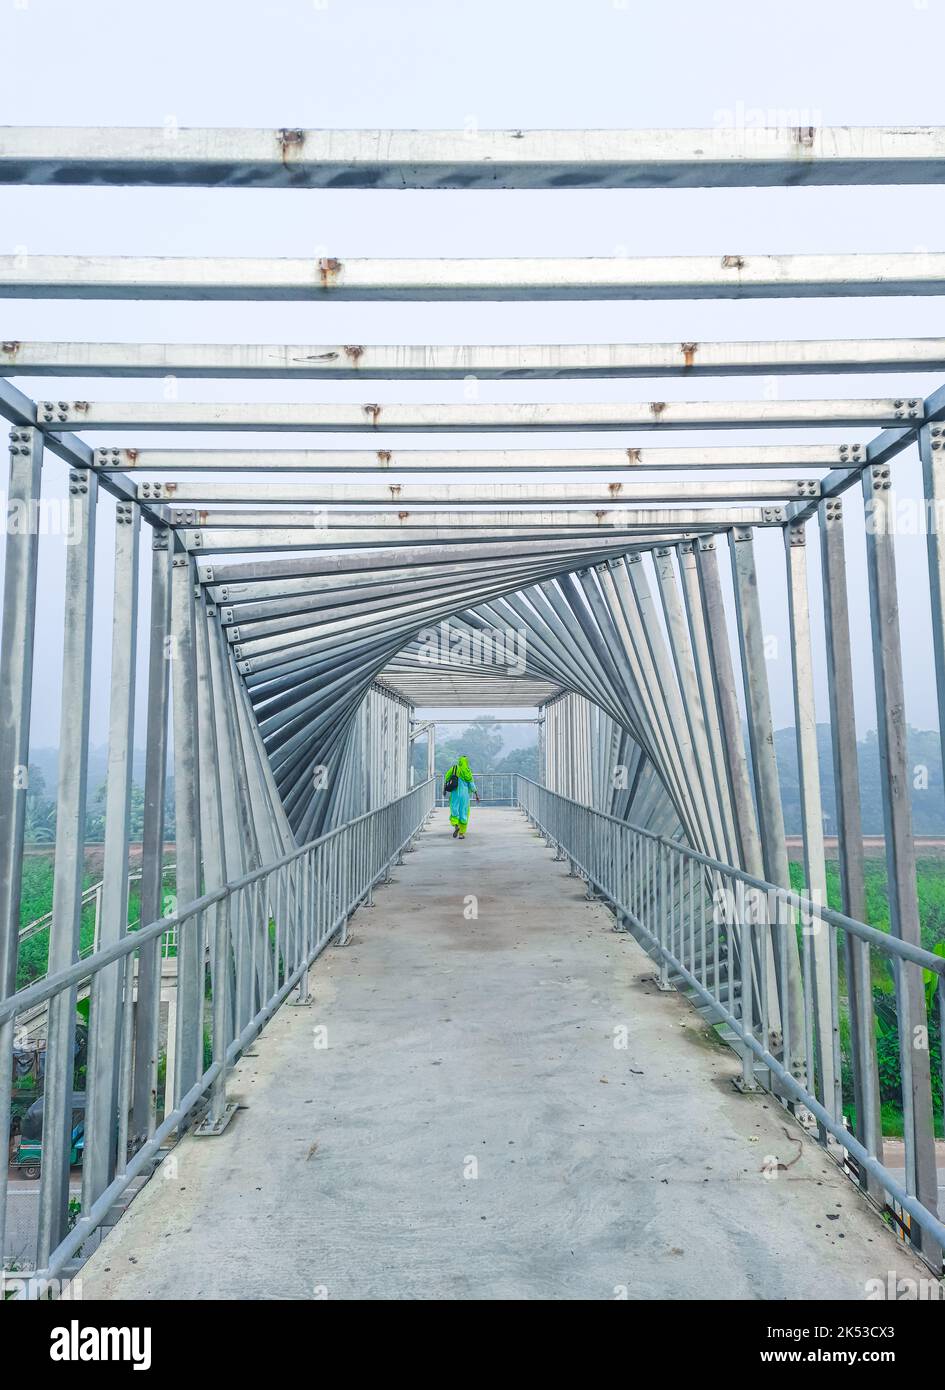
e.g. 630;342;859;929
85;780;147;843
24;764;56;843
435;718;505;776
494;744;539;780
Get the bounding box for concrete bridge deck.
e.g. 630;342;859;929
80;808;926;1301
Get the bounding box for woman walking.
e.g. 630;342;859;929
444;755;480;840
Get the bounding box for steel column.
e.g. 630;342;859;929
36;468;97;1264
784;523;838;1117
169;547;203;1109
131;530;172;1139
861;462;940;1264
82;499;139;1207
0;426;43;998
818;496;882;1192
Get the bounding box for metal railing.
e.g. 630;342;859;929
18;863;179;976
13;864;185;1049
517;777;945;1268
438;771;516;806
0;778;435;1289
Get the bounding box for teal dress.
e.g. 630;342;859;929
447;760;477;832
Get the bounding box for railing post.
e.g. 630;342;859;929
656;843;671;991
295;851;314;1003
365;818;377;908
734;877;759;1093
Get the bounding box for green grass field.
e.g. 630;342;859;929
16;851;176;991
787;857;945;1139
784;857;945;954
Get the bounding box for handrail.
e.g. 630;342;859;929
18;879;100;943
0;779;436;1290
1;787;434;1026
516;776;945;1265
517;779;945;976
18;863;177;945
17;867;181;997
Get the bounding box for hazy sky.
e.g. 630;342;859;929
2;0;945;749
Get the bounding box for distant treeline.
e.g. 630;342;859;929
24;754;175;845
25;722;945;843
412;718;539;783
775;724;945;836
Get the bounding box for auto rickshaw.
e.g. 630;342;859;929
12;1094;85;1180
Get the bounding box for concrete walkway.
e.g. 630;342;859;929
81;808;928;1300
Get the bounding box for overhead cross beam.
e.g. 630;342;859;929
5;337;945;380
2;126;944;188
30;398;919;431
91;444;858;473
4;252;945;300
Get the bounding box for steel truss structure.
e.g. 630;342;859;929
1;125;944;1287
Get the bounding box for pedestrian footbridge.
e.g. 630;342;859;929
75;809;927;1301
1;126;944;1298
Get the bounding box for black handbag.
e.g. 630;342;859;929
444;769;459;792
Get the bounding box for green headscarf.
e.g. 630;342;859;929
457;755;473;782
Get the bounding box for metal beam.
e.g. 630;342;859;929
156;479;813;508
784;523;837;1117
4;127;945;189
861;461;941;1264
6;336;945;379
176;522;741;555
131;530;172;1143
198;536;653;585
34;399;912;432
818;496;882;1194
785;383;945;525
82;499;139;1207
169;547;202;1109
36;469;97;1262
0;426;42;998
98;444;855;474
7;253;945;301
